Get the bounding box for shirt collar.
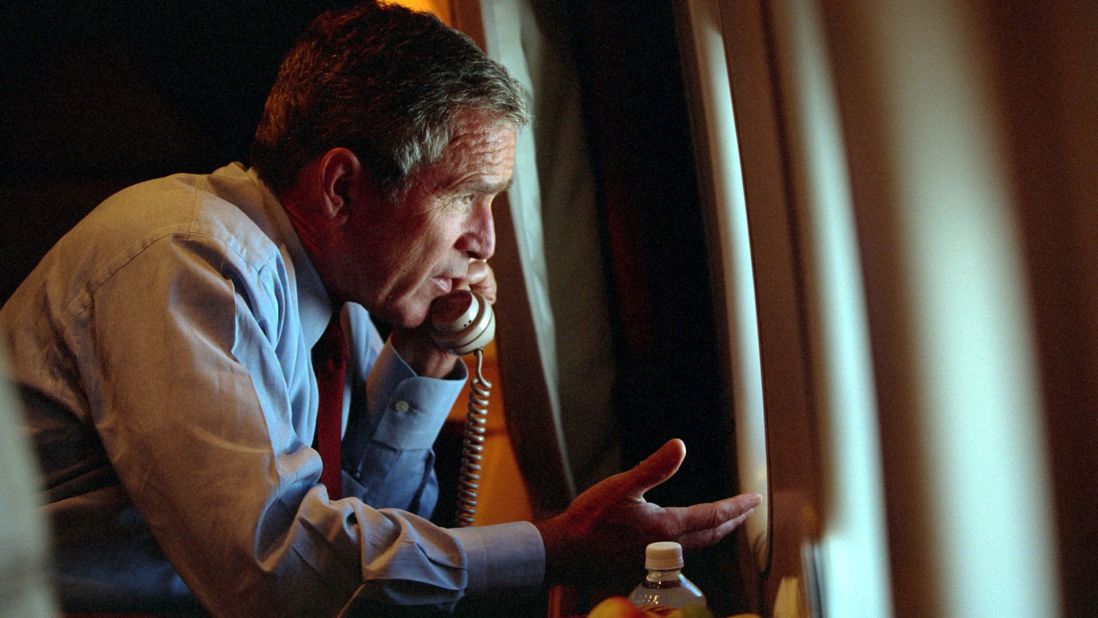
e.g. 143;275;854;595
246;166;333;349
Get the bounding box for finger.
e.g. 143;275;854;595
613;439;686;498
676;506;756;549
667;493;761;534
466;259;489;286
466;260;497;303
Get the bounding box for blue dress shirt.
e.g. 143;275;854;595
0;164;543;615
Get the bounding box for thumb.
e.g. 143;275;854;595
618;439;686;498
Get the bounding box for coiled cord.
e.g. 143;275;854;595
456;348;492;527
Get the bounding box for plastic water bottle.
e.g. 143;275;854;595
627;541;707;614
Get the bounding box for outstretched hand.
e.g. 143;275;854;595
534;439;761;584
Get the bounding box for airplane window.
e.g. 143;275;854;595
682;3;891;616
678;1;770;572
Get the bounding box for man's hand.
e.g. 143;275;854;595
390;260;497;378
534;439;761;584
464;258;497;304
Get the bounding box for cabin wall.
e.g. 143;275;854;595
820;1;1097;615
988;3;1098;615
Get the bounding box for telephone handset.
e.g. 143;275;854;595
428;290;495;528
428;289;495;355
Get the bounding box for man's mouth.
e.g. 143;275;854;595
431;276;455;294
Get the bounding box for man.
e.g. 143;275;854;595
1;3;760;615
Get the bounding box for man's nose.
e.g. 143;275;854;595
458;204;495;260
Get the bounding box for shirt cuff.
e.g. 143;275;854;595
365;341;468;449
451;521;545;594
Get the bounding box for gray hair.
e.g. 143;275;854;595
251;2;529;200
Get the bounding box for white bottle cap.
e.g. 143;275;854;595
644;541;684;570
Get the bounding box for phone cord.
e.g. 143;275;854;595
456;348;491;527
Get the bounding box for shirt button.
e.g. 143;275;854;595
395;400;411;413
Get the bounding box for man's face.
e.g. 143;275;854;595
335;116;517;327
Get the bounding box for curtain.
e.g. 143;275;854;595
471;0;621;515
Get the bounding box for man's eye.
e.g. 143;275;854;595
452;194;476;207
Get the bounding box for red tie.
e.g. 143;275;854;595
313;315;346;500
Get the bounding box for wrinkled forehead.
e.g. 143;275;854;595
418;115;518;193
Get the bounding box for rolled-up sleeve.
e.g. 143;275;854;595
341;338;466;516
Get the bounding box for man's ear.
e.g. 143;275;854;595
317;147;365;225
